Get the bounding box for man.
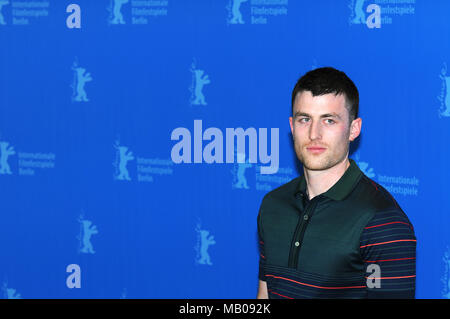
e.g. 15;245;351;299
256;67;416;299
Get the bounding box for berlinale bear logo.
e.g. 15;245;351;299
0;140;15;175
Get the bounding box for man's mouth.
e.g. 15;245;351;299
306;147;326;154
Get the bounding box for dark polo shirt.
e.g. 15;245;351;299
257;158;416;299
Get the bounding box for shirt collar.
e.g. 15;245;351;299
297;158;363;201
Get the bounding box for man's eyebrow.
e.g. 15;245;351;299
293;112;342;119
321;113;341;119
294;112;310;118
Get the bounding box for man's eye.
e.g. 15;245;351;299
325;119;335;124
298;118;309;123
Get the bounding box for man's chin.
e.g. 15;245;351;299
302;163;330;171
300;156;332;171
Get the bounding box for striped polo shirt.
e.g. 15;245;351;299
257;158;416;299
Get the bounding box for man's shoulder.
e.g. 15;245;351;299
356;173;410;219
345;174;415;237
260;176;302;205
359;176;416;243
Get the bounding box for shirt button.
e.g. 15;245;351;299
303;215;309;221
295;241;300;247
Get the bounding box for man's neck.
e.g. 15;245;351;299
303;157;351;200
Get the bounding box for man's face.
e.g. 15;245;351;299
289;91;361;171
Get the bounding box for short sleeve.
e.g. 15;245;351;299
360;209;416;298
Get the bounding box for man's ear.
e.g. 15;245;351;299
289;116;294;137
349;117;362;142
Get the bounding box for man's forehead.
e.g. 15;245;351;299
293;91;348;115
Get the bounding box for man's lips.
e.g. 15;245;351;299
306;146;326;154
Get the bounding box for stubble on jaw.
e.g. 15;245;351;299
292;128;351;172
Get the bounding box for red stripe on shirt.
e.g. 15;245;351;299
268;289;293;299
265;274;366;290
360;239;416;249
364;221;411;229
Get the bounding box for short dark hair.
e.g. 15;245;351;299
291;67;359;122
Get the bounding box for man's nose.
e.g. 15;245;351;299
309;120;322;140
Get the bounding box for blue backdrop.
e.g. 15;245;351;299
0;0;449;299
